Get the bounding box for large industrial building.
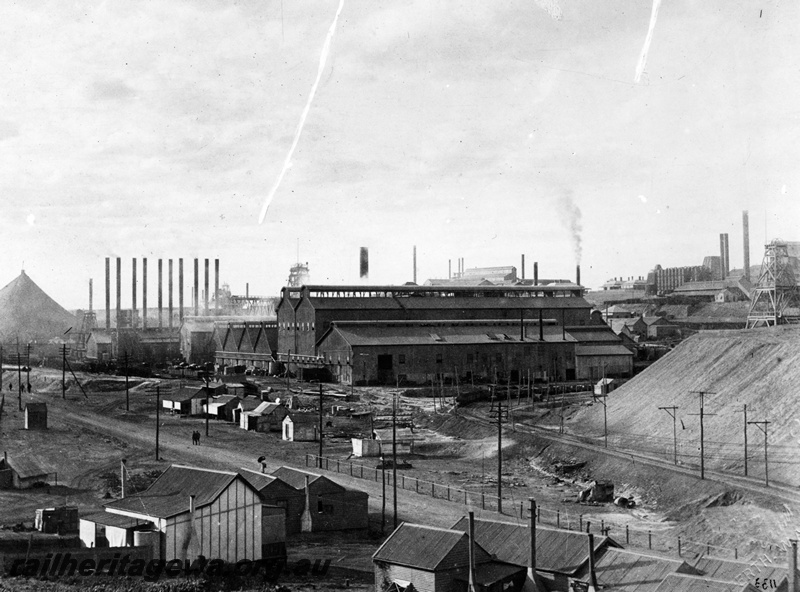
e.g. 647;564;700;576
277;283;632;384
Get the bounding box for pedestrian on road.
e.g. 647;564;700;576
195;431;201;445
191;431;197;445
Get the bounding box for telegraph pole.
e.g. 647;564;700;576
747;419;770;487
658;406;679;465
61;345;68;400
25;343;31;392
155;385;160;460
392;392;398;529
318;383;323;468
689;391;716;480
17;343;22;411
489;398;506;513
123;351;130;411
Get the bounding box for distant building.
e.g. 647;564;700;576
24;403;47;430
632;317;681;340
0;452;53;489
645;264;712;295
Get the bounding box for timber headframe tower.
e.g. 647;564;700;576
745;239;800;328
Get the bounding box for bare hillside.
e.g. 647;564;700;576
571;326;800;487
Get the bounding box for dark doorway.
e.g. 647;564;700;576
377;354;393;385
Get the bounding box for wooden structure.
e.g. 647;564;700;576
24;403;47;430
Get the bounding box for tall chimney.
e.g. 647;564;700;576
105;258;110;329
89;279;93;312
120;459;127;498
534;262;539;286
178;258;184;322
468;512;478;592
722;232;731;279
588;533;599;591
116;257;121;329
194;259;199;315
719;234;725;279
158;259;163;328
214;259;219;313
246;283;249;298
204;259;209;315
142;258;148;329
131;258;137;329
449;259;452;279
521;255;525;280
790;539;798;592
359;247;369;279
576;264;581;286
413;246;417;284
168;259;174;329
743;211;751;282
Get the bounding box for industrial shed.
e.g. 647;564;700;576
178;317;217;365
212;320;277;372
242;402;288;432
317;320;577;385
86;330;114;361
573;547;697;592
203;395;240;421
162;386;203;415
373;522;525;592
104;464;283;563
79;512;150;548
632;317;681;340
574;344;634;379
277;284;594;359
271;466;369;533
282;412;319;442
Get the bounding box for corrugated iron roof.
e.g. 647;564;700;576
6;454;51;479
81;511;150;529
690;556;786;585
450;517;612;574
104;465;240;519
237;398;263;411
25;403;47;413
575;344;634;357
566;327;622;342
285;412;318;424
653;572;760;592
271;466;344;492
579;548;696;592
165;386;203;402
373;523;490;571
237;468;282;492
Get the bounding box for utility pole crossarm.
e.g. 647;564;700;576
658;406;679;465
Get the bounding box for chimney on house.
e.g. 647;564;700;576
790;539;798;592
468;511;478;592
588;533;599;591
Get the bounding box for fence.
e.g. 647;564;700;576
305;453;746;561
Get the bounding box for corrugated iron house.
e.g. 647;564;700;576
373;522;526;592
24;403;47;430
282;412;319;442
162;386;203;415
237;468;306;535
203;395;241;421
241;401;289;432
104;464;283;563
0;452;53;489
271;467;369;533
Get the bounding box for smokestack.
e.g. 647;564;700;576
723;233;730;278
204;259;209;315
588;533;599;591
194;259;199;315
359;247;369;279
178;258;184;322
246;283;249;298
521;255;525;280
131;258;137;329
448;259;452;279
89;279;93;312
534;262;539;286
116;257;121;329
105;258;110;330
529;498;537;577
790;539;798;592
158;259;163;328
743;211;751;282
120;459;126;499
468;512;478;592
142;258;148;329
214;259;219;313
168;259;173;329
576;264;581;286
413;246;417;284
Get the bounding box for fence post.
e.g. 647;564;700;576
360;465;363;478
734;548;738;560
447;486;450;501
678;536;681;556
481;493;485;509
707;542;710;556
375;468;378;482
537;507;540;523
432;482;435;497
586;521;591;534
648;530;652;550
416;478;419;493
326;458;329;470
579;515;583;531
349;461;353;476
337;459;340;473
557;511;560;528
464;490;467;505
626;525;629;544
305;454;309;467
520;502;523;519
402;475;405;489
600;520;604;534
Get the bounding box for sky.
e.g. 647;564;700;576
1;0;799;309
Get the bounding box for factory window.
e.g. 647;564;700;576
399;354;406;364
436;353;443;364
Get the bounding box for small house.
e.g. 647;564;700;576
271;466;369;533
351;437;382;458
243;402;289;432
594;378;617;396
282;412;319;442
35;506;78;534
373;522;525;592
0;452;53;489
24;403;47;430
203;395;241;421
234;397;264;427
374;428;416;456
163;387;203;415
237;468;306;535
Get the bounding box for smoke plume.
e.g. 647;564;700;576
557;193;582;264
634;0;662;83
